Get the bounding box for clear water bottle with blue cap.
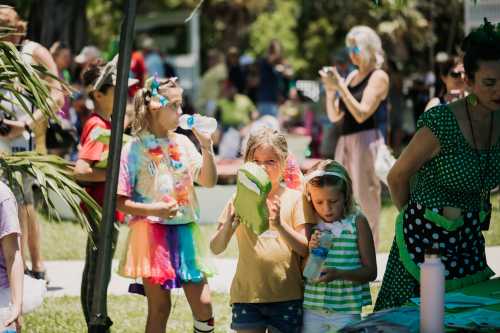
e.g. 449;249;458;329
303;229;333;281
0;306;16;332
2;328;16;333
179;114;217;135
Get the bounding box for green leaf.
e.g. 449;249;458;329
0;152;102;233
0;40;69;121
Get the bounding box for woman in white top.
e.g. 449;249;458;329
0;6;64;282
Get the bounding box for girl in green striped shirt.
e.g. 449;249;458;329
302;160;377;333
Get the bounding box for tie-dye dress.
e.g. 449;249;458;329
117;131;213;291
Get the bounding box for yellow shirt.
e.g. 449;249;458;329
219;188;307;304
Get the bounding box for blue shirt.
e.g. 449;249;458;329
257;58;282;103
145;53;165;77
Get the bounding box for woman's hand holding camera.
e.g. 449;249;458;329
319;66;342;92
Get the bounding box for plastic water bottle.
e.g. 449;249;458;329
0;306;16;332
420;244;444;333
303;230;333;281
179;114;217;135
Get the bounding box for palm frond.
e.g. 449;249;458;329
0;152;102;242
0;40;69;122
0;26;18;40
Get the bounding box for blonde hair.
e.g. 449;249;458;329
304;159;356;218
131;78;181;135
0;6;27;37
346;25;384;69
243;127;288;167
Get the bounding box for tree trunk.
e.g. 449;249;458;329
27;0;88;53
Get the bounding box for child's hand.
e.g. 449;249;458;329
267;197;281;228
315;268;339;283
4;305;22;332
150;200;179;219
192;127;213;151
308;230;321;249
224;202;240;230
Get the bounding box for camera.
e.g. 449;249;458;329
322;66;335;75
0;112;12;136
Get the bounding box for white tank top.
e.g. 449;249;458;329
0;41;38;154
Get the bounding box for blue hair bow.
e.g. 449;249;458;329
150;75;169;107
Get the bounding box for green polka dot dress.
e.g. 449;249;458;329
374;104;499;311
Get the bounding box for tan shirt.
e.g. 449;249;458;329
219;188;307;304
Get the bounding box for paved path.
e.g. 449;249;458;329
44;247;500;297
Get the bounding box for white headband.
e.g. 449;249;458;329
87;55;118;94
304;170;346;183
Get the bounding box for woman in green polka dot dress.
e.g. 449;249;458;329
375;19;500;311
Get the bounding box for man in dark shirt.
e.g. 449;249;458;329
256;40;285;117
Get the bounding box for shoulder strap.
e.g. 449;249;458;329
344;70;358;86
21;41;38;64
22;41;38;54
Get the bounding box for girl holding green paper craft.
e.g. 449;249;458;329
211;127;311;333
302;160;376;333
117;77;217;333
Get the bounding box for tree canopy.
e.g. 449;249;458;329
11;0;468;76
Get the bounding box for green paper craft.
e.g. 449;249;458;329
89;127;132;168
234;162;272;235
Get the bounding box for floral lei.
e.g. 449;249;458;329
142;133;182;169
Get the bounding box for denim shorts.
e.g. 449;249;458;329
231;299;303;333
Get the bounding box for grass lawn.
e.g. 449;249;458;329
24;293;233;333
38;194;500;261
38;217;239;261
24;288;382;333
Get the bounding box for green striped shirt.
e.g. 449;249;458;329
303;214;371;314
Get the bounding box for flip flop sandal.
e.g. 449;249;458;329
26;269;50;285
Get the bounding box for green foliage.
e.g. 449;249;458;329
0;153;102;236
0;40;58;120
302;17;336;69
248;0;306;72
86;0;124;50
82;0;470;76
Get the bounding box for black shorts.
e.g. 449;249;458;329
231;300;303;333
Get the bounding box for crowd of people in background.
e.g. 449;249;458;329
0;29;469;168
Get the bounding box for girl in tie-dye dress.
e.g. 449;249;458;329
117;77;217;333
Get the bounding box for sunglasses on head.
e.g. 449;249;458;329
449;71;464;79
348;46;361;55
